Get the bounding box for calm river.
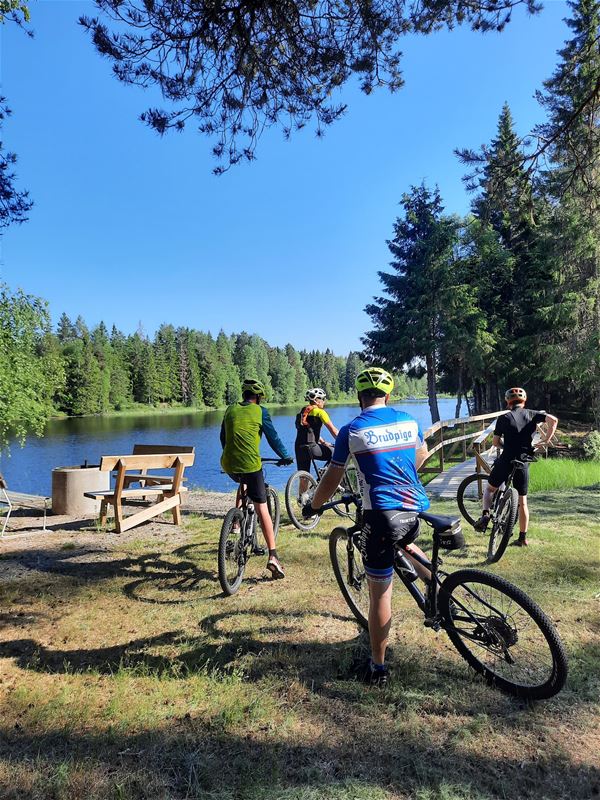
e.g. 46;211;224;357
0;399;466;496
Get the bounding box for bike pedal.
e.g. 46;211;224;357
252;546;266;556
423;617;441;631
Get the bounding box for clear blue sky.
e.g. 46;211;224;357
0;1;570;353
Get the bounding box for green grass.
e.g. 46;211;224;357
528;458;599;493
0;489;597;799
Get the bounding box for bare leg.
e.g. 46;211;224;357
368;577;393;665
405;543;432;582
483;483;499;512
518;495;529;533
255;501;276;551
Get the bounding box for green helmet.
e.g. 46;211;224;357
241;378;266;397
355;367;394;394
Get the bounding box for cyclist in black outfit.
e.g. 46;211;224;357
474;387;558;546
294;387;339;472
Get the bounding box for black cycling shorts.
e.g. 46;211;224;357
295;442;333;473
227;469;267;504
359;509;420;583
488;458;529;496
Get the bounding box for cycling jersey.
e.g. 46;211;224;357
220;401;290;475
295;405;331;446
493;408;547;460
331;406;430;513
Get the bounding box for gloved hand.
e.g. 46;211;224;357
302;502;322;519
277;457;294;467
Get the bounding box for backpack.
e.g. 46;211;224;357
295;404;317;444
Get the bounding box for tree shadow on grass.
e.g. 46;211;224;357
1;604;591;721
0;544;216;605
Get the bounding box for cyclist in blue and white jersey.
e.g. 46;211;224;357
303;367;431;685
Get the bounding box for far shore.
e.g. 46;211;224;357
49;394;451;422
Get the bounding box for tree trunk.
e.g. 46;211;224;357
426;353;440;423
455;364;463;419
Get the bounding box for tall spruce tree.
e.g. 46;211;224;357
535;0;600;420
363;184;461;423
457;103;545;406
216;330;241;404
109;325;132;409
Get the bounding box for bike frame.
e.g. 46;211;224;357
322;497;447;625
234;458;280;551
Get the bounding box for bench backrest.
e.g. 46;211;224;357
100;452;195;500
132;444;195;456
99;453;195;472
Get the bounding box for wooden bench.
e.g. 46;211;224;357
84;452;195;534
0;474;51;537
122;444;195;490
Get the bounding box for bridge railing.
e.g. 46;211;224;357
418;411;504;476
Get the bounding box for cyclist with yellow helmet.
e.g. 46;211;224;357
473;387;558;546
220;379;293;578
304;367;431;685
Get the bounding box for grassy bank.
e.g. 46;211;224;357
0;487;598;799
529;458;600;493
49;395;436;421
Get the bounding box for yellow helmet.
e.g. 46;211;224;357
242;378;266;397
355;367;394;394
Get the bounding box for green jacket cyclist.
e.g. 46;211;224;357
220;378;293;579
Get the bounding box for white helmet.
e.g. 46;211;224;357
305;387;327;402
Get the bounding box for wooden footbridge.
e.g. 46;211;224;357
419;410;550;499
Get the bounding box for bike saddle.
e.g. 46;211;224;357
418;511;460;531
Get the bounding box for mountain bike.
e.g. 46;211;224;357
218;459;283;596
326;493;567;700
457;455;535;562
285;446;359;531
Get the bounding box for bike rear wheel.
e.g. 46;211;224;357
285;470;319;531
329;527;369;629
439;568;568;699
487;487;518;563
218;508;247;596
456;473;488;527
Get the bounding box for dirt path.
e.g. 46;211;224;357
0;490;234;582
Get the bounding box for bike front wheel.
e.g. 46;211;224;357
456;473;488;527
439;568;568;699
285;470;319;531
329;527;369;629
487;487;518;563
218;507;246;596
332;464;359;521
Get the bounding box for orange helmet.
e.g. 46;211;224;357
505;387;527;403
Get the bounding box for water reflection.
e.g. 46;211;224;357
0;399;465;495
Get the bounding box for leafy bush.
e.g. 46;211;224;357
582;431;600;461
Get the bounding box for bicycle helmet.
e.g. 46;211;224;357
355;367;394;394
505;387;527;404
242;378;266;397
305;387;327;403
